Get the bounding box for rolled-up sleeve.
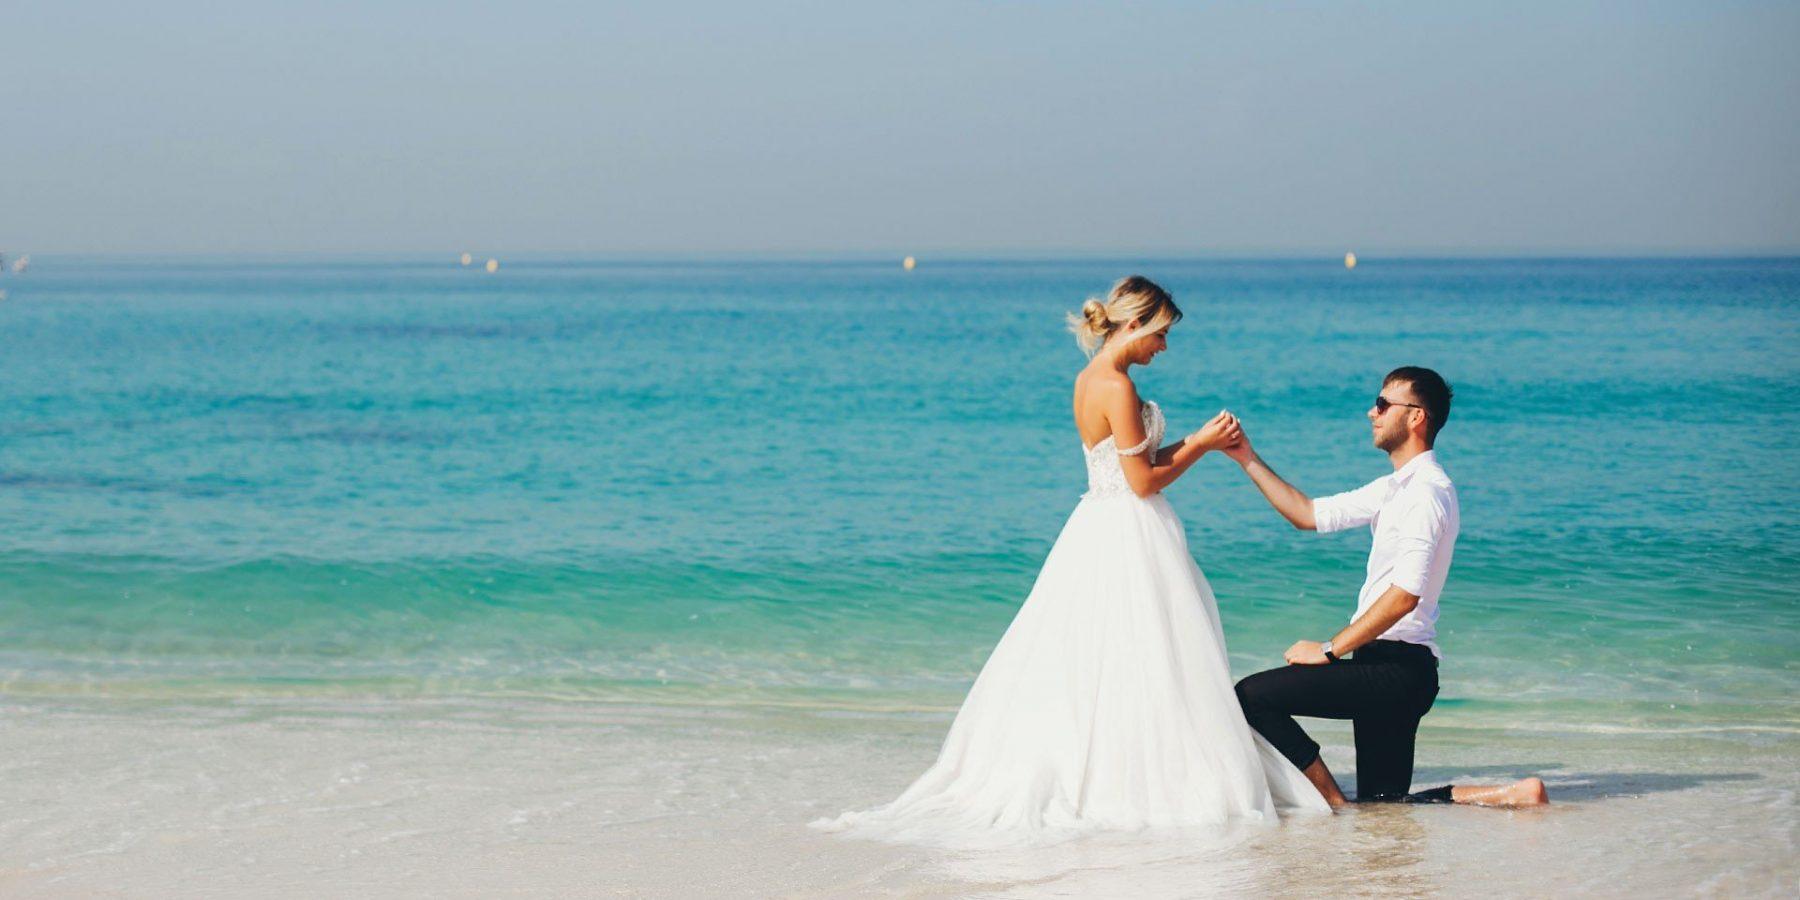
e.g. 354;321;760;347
1388;489;1451;595
1312;477;1389;534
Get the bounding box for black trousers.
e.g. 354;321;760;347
1235;639;1446;802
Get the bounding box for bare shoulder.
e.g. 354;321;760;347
1077;367;1139;402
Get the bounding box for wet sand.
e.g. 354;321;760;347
0;697;1792;898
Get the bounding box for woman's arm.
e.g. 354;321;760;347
1134;436;1213;496
1106;386;1239;497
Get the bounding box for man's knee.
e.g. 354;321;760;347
1234;673;1266;713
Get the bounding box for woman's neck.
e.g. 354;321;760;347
1102;344;1134;373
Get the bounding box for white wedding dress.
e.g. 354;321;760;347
814;400;1328;847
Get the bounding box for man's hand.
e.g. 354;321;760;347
1222;426;1256;465
1284;640;1331;666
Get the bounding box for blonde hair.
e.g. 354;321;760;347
1066;275;1182;356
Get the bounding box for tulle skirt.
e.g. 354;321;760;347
813;492;1328;847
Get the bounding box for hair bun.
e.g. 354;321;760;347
1081;299;1111;333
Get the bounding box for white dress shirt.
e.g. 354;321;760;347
1311;450;1459;658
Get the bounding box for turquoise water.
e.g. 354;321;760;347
2;257;1796;738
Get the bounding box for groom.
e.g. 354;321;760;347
1225;367;1547;808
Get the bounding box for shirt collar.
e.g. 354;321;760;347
1391;449;1438;484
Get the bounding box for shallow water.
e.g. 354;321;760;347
0;257;1795;893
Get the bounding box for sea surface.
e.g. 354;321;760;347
1;257;1796;895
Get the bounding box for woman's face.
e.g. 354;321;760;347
1133;328;1170;365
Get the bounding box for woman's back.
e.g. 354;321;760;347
1072;365;1138;451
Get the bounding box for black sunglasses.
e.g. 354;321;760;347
1373;395;1427;416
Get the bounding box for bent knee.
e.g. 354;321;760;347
1233;676;1261;711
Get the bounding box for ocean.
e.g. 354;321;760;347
1;256;1795;895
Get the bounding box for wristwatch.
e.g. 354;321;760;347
1320;640;1338;663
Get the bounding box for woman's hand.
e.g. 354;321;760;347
1189;410;1242;453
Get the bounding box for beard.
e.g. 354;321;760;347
1373;424;1407;452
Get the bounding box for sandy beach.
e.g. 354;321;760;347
1;695;1792;898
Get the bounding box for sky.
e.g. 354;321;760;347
3;1;1797;256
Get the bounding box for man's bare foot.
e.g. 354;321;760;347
1452;776;1549;807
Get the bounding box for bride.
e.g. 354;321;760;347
815;276;1328;847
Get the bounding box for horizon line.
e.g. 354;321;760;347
9;249;1800;265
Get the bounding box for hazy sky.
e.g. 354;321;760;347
5;1;1797;256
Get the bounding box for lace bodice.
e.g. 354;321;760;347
1083;400;1165;498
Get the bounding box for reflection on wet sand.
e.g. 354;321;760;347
1343;805;1431;894
920;807;1442;898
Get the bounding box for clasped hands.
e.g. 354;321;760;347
1186;409;1255;462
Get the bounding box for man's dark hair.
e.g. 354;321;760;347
1384;366;1453;445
